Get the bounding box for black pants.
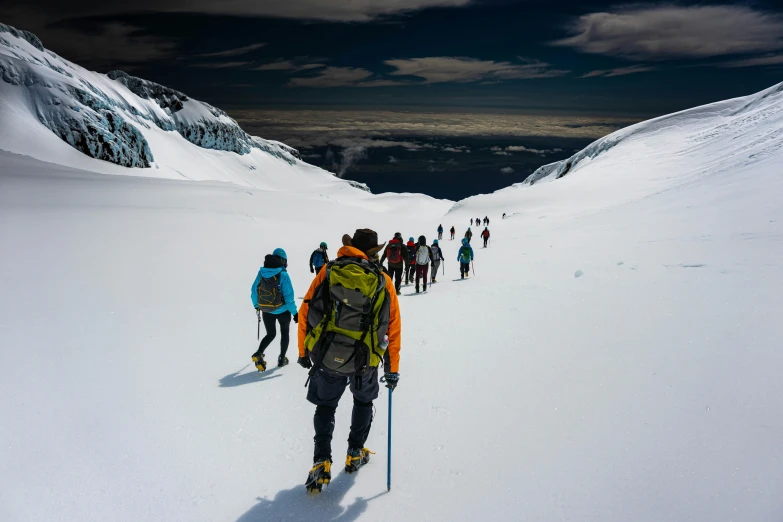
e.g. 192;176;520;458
483;237;488;247
460;262;470;277
388;264;403;291
406;264;415;284
308;368;379;462
256;311;291;357
314;265;325;275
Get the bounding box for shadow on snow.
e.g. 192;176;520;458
219;364;283;387
236;470;387;522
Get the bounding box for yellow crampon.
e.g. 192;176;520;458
345;448;375;472
312;460;331;485
251;354;266;372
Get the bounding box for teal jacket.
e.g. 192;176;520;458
251;267;297;316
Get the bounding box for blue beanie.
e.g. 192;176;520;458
433;239;439;244
409;237;414;242
462;238;469;245
273;248;287;260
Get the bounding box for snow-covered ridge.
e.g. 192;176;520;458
0;22;337;182
523;81;783;186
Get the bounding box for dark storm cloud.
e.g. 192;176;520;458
581;65;657;78
0;0;472;22
554;5;783;60
193;43;266;58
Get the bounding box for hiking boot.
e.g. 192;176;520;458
278;355;289;367
396;289;401;296
345;448;374;473
305;460;332;493
415;286;420;294
251;352;267;372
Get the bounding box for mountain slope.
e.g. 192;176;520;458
0;22;371;195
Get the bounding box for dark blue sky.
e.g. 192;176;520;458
2;0;782;116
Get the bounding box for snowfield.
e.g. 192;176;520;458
1;21;783;522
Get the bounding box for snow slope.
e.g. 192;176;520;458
0;22;373;196
1;32;783;522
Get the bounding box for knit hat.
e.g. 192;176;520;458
272;248;287;260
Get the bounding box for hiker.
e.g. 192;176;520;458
430;238;444;283
250;248;298;371
450;226;455;240
309;242;329;274
481;227;490;247
484;216;489;226
437;224;444;240
380;232;407;295
470;218;473;227
502;213;506;219
476;216;481;227
464;227;473;243
405;236;416;284
457;238;474;279
413;235;433;293
297;229;401;493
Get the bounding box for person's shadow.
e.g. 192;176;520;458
219;365;283;387
236;470;386;522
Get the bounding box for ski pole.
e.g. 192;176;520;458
256;309;261;340
387;387;393;491
472;261;475;276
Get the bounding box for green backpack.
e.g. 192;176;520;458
304;257;391;377
459;246;472;263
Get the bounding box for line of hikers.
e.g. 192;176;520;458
470;216;490;227
248;221;486;493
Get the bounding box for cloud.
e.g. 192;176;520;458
288;66;375;87
230;110;637;151
388;156;399;163
581;65;657;78
194;43;266;58
442;146;471;153
500;166;515;174
717;53;783;68
253;60;326;71
385;56;568;84
190;61;255;69
4;0;473;23
553;5;783;60
493;151;511;156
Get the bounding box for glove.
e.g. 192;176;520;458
381;372;399;390
310;266;314;273
297;356;312;369
293;312;299;324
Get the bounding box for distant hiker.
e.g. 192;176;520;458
430;239;445;283
251;248;298;371
309;242;329;274
297;229;401;493
458;238;474;279
476;216;481;227
502;213;506;219
450;226;455;240
380;232;407;295
484;216;489;226
464;227;473;243
470;218;474;227
405;236;416;284
413;235;433;294
481;227;490;247
437;224;444;240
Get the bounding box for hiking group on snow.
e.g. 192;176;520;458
248;217;494;493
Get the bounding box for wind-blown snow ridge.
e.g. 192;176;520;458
523;81;783;186
0;22;376;193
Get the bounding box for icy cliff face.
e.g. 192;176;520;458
0;23;300;168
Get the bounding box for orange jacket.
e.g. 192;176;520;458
298;245;402;373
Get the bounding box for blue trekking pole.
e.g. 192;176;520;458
387;388;393;491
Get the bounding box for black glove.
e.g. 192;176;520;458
310;266;314;273
292;312;299;324
381;372;399;390
297;356;312;369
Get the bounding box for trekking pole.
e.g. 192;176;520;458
472;261;475;276
387;387;393;491
256;309;261;340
